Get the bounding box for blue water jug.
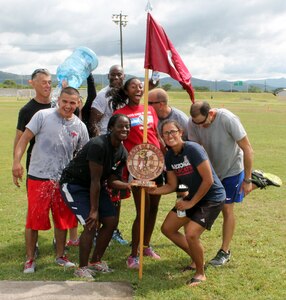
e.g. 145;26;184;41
56;46;98;88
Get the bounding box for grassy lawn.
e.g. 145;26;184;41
0;92;285;299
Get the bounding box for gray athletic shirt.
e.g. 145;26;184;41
187;108;246;180
158;107;189;141
26;108;89;181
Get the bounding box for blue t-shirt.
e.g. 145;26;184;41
165;141;225;203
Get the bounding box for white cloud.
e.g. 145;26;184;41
1;0;286;80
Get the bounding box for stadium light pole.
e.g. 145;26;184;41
112;12;128;68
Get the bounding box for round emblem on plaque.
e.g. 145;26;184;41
127;143;164;186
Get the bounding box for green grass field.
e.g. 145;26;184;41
0;92;286;299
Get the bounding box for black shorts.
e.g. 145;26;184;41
171;200;224;230
60;183;117;225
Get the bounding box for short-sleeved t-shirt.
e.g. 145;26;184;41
114;104;160;152
91;86;112;135
165;141;225;203
60;134;128;187
188;109;246;180
158;107;189;141
16;98;51;167
27;108;89;181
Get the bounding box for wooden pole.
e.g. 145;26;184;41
138;68;150;279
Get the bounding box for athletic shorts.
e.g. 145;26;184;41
60;183;117;226
171;200;224;230
26;179;78;230
222;171;244;204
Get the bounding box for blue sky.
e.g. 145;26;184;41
1;0;286;80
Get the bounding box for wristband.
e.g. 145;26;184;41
243;178;252;184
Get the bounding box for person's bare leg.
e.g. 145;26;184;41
54;228;67;258
130;187;142;257
68;226;78;241
221;203;235;252
184;221;206;286
25;228;38;260
79;226;96;267
90;216;117;262
144;193;161;246
161;211;191;255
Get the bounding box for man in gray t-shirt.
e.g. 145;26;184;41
188;101;280;268
148;88;189;141
12;87;89;274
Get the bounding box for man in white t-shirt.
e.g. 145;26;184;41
89;65;125;136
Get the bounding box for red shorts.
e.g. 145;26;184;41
26;178;77;230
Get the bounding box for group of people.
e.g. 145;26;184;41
12;66;281;287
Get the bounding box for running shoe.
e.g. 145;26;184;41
88;261;113;273
23;259;36;273
126;256;139;269
55;255;75;268
209;249;231;267
143;246;161;260
74;267;95;280
112;229;128;245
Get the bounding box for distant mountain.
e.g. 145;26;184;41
1;70;285;92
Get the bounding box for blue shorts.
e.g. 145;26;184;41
221;171;244;204
60;183;117;225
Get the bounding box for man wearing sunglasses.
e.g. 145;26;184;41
188;101;281;267
148;88;189;141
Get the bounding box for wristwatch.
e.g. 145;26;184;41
243;178;252;184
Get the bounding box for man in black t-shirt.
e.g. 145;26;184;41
13;69;52;170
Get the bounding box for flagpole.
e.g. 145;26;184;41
138;68;150;280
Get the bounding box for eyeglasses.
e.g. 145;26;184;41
162;129;179;137
192;113;209;125
31;68;50;79
148;101;161;105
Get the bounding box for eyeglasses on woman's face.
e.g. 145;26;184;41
162;129;179;137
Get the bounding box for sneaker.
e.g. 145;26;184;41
66;238;80;247
126;256;139;269
251;170;282;189
209;249;231;267
24;259;36;273
88;261;113;273
55;255;76;268
143;246;161;260
74;267;95;280
112;229;128;245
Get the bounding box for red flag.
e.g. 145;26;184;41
144;13;195;102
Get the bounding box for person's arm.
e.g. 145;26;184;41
13;129;23;157
88;108;102;137
81;74;97;125
107;174;131;190
12;129;34;187
176;159;214;211
237;135;254;196
148;170;178;195
85;160;102;230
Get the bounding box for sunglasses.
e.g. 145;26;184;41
31;68;50;79
192;113;209;125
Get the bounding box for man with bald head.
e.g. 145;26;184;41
89;65;125;137
148;88;189;140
